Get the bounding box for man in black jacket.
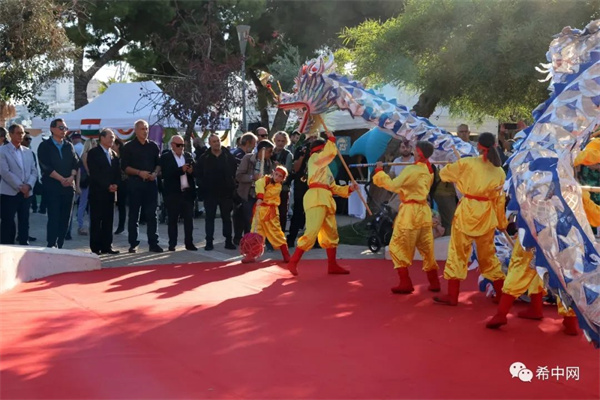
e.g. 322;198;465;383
120;119;163;253
160;135;197;251
87;128;121;254
37;119;79;248
195;133;237;251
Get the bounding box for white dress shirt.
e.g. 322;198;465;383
9;143;25;182
173;151;189;190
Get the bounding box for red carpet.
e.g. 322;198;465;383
0;259;598;399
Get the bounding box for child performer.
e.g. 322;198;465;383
287;131;358;276
486;189;600;335
434;132;508;305
372;141;441;294
243;166;291;263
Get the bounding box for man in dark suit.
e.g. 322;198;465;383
160;135;197;251
87;128;121;255
37;118;79;248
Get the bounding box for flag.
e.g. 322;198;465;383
80;119;101;138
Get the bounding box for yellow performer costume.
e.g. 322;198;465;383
244;166;291;263
487;190;600;335
434;133;508;306
287;136;354;276
372;142;441;294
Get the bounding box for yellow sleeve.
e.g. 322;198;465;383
574;138;600;166
439;159;462;183
330;183;351;198
495;193;508;230
372;169;406;193
255;177;266;199
583;190;600;227
312;138;338;168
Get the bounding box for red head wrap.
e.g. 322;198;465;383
477;143;496;163
415;147;433;174
274;165;288;180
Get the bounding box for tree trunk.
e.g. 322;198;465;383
412;91;440;118
72;39;127;110
73;51;89;110
248;69;270;132
185;113;200;152
270;107;289;133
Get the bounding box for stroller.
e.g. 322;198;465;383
366;200;395;253
362;180;396;253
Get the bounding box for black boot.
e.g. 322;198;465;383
224;238;236;250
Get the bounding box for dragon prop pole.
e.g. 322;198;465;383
315;114;372;216
348;161;451;168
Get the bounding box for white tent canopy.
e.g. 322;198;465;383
31;81;230;132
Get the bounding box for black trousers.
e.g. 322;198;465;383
45;189;74;248
116;180;128;230
89;192;115;252
127;179;159;247
279;190;290;232
204;195;233;242
0;193;31;245
165;191;194;247
288;184;307;241
232;195;247;240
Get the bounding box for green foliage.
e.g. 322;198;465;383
339;0;600;121
0;0;73;116
266;42;302;91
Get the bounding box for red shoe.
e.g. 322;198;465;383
426;269;441;292
562;316;580;336
433;279;460;306
287;248;304;276
280;244;291;263
391;268;414;294
326;248;349;274
241;256;256;264
492;279;504;304
486;293;516;329
517;292;544;320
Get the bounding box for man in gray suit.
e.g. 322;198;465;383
0;124;38;245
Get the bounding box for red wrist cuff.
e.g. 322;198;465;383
327;136;336;143
256;194;264;200
374;167;384;173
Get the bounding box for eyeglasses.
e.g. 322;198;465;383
258;134;268;138
173;143;184;148
57;126;68;131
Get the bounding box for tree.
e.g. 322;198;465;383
127;1;246;147
62;0;176;109
338;0;600;120
241;0;406;131
0;0;73;117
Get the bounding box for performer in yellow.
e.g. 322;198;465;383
486;189;600;335
434;132;508;305
372;141;441;294
287;132;358;276
243;166;291;264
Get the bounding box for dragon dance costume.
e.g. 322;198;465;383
287;137;354;276
434;155;508;305
372;151;440;294
248;170;291;263
487;190;600;334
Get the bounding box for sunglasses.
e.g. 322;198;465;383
57;126;69;131
173;143;184;148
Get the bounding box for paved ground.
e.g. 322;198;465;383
26;209;382;268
